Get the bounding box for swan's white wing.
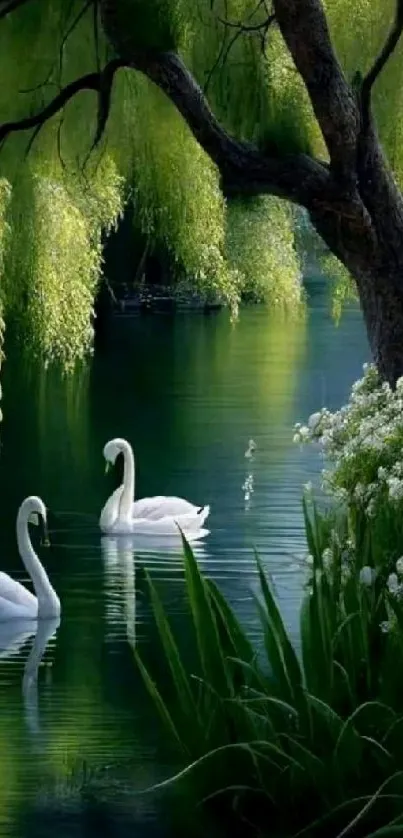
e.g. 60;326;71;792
0;594;37;622
131;496;202;521
122;510;208;535
0;572;37;609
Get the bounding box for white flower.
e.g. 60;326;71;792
396;557;403;576
387;573;399;594
308;412;321;430
359;566;375;587
354;483;365;502
366;499;376;518
341;565;351;583
303;481;313;494
322;547;333;569
306;553;314;566
387;477;403;502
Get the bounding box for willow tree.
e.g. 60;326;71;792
1;0;403;382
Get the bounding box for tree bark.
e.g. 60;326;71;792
311;200;403;384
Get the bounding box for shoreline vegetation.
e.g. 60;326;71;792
133;364;403;837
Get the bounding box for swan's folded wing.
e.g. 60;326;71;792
0;572;37;608
0;593;36;621
131;496;199;521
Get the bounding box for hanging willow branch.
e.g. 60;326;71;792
360;0;403;128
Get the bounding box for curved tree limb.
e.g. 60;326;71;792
361;0;403;128
0;0;31;20
0;71;101;148
0;47;331;209
129;50;331;206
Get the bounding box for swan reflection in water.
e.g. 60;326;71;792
101;533;208;647
0;617;59;739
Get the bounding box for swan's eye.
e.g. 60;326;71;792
28;512;40;526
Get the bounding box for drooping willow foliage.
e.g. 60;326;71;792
0;0;399;372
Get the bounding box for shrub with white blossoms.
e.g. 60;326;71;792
294;363;403;517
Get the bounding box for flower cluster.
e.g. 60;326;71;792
294;363;403;516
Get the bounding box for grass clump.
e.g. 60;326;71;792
134;510;403;838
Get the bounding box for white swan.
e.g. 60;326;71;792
99;438;210;538
0;496;61;621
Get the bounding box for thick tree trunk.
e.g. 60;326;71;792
359;270;403;386
311;194;403;386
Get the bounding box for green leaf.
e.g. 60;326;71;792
133;648;186;754
145;570;201;730
256;556;303;696
180;530;232;695
206;577;255;663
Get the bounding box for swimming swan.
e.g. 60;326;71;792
99;438;210;538
0;497;61;621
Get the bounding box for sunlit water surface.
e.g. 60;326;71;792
0;276;368;835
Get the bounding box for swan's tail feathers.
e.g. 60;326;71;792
197;505;210;527
187;527;209;542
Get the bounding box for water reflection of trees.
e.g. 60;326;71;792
0;309;307;827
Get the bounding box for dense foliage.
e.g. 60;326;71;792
135;511;403;837
0;0;401;367
134;362;403;834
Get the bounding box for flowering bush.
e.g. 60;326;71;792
294;363;403;517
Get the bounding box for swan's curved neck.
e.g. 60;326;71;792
119;441;135;519
17;512;60;618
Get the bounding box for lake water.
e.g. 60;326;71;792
0;276;368;836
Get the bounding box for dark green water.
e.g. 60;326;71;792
0;277;368;836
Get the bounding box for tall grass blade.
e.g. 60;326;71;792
180;531;232;695
133;649;186;754
206;577;255;663
145;569;200;728
336;772;403;838
256;556;304;700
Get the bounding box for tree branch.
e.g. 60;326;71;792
272;0;359;186
361;0;403;127
0;71;101;147
0;47;331;209
0;0;31;20
130;50;331;206
217;13;274;33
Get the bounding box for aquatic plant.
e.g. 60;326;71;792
134;516;403;837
